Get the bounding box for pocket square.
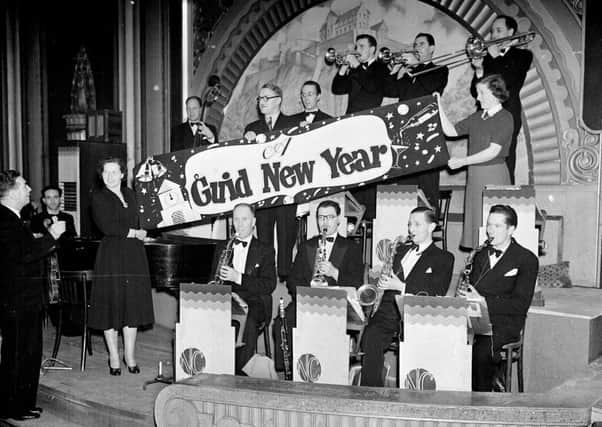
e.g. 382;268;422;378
504;268;518;277
425;267;433;274
254;263;260;268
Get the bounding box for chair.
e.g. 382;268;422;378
433;189;452;250
500;328;524;392
51;270;93;371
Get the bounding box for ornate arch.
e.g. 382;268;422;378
195;0;591;185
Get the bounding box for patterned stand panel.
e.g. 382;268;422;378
400;296;471;392
479;185;538;254
175;284;235;381
293;287;349;385
373;185;418;271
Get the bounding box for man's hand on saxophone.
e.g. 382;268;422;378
377;273;405;292
316;260;339;282
219;265;242;285
458;283;486;305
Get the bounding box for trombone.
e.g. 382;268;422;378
385;31;536;78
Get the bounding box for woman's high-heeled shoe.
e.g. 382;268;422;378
123;357;140;374
108;360;121;376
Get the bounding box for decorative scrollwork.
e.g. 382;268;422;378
568;145;598;183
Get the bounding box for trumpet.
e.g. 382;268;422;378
324;48;361;66
405;31;537;78
377;47;417;65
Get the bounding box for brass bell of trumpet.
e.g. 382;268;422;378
324;48;361;66
377;47;417;65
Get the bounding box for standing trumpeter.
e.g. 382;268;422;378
331;33;391;219
470;15;533;184
458;205;538;392
388;33;449;209
210;203;276;375
360;207;453;387
272;200;364;374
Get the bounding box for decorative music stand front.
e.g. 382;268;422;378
399;295;471;392
175;283;235;381
293;287;349;385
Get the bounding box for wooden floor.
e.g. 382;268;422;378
2;324;173;426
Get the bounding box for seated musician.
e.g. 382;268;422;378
273;199;364;373
360;207;454;387
211;203;276;375
458;205;538;391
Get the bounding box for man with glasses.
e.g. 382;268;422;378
243;83;298;281
290;80;332;127
272;199;364;375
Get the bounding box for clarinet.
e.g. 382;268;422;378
310;228;328;287
455;237;492;296
279;298;292;380
211;233;237;285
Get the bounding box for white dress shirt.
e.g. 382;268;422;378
232;235;252;284
400;240;432;279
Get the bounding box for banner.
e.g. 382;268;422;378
135;95;448;229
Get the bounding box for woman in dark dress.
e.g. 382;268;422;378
437;74;513;249
89;158;154;375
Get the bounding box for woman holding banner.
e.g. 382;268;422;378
436;74;513;249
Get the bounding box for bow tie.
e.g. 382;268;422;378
488;247;503;258
408;243;419;252
324;236;335;243
190;121;202;126
361;62;369;69
233;238;248;248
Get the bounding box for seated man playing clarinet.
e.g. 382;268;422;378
360;207;454;387
457;204;538;392
211;203;276;375
273;199;364;374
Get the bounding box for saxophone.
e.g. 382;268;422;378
279;298;292;380
454;237;492;297
211;233;238;286
310;228;328;287
357;235;412;318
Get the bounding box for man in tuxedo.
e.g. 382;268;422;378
273;199;364;373
170;95;217;152
30;185;77;240
388;33;449;210
290;80;332;127
331;34;391;219
244;83;299;279
360;207;454;387
459;204;538;392
212;203;277;374
0;171;66;421
470;15;533;184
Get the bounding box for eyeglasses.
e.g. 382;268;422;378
317;215;337;221
256;95;281;102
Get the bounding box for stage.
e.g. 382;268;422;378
3;287;602;426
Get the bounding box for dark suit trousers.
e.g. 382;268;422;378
505;116;522;185
255;205;297;277
235;299;266;374
360;300;401;387
472;334;498;391
0;307;43;414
